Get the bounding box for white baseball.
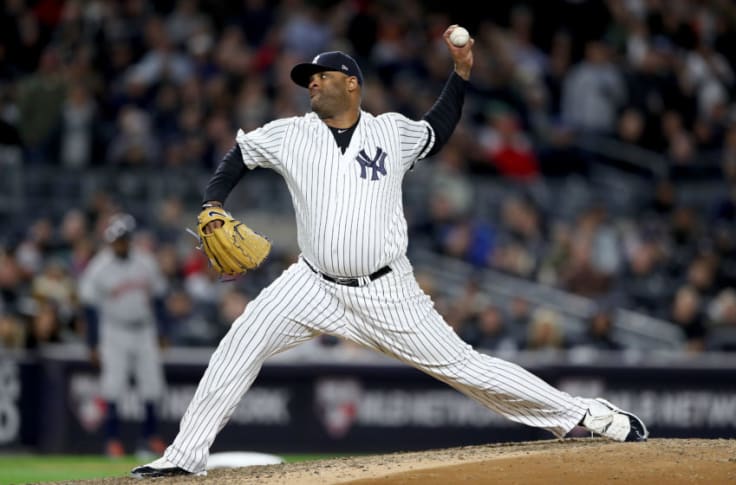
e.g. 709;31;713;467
449;26;470;47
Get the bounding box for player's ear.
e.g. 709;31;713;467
347;76;359;92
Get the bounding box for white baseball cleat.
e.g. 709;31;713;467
581;398;649;442
131;456;207;478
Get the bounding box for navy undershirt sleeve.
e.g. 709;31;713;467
202;145;247;204
422;71;467;157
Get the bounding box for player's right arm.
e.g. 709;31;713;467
396;25;475;168
422;27;474;157
391;71;467;170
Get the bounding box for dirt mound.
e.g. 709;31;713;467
64;438;735;485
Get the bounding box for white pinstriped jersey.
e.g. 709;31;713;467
235;110;435;277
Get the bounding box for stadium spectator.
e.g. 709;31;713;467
560;206;621;298
706;288;736;351
15;47;67;162
166;286;215;346
670;285;707;353
573;308;622;352
524;307;567;352
107;106;160;165
561;40;626;135
476;102;540;179
622;239;671;318
0;313;25;350
0;245;25;308
506;295;532;344
464;303;519;353
428;143;474;217
25;300;63;350
50;83;105;168
30;259;77;333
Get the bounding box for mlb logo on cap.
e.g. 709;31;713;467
291;51;364;88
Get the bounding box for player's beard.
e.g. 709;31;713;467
311;96;335;119
311;91;348;120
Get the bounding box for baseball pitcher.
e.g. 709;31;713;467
133;25;647;478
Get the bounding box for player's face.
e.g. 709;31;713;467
308;71;353;118
111;236;131;259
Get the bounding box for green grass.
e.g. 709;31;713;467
0;453;336;484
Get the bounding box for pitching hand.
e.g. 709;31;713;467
443;24;474;80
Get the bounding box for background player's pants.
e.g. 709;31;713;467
99;323;165;401
165;256;588;473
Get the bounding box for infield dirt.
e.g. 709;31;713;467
57;438;735;484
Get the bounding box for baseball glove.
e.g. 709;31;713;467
196;207;271;276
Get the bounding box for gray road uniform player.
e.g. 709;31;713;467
80;214;168;456
133;25;647;479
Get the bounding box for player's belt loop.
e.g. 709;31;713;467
302;258;392;287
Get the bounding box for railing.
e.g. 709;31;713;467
1;153;725;230
575;132;670;179
0;165;292;228
410;248;685;351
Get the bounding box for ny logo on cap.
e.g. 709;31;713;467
355;147;387;181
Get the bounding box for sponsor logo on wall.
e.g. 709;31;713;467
68;374;292;431
314;378;362;438
314;378;510;438
0;360;20;445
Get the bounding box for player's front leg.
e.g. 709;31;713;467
133;309;315;477
133;262;341;477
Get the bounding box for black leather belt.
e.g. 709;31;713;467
304;259;392;287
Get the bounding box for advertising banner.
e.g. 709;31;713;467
7;350;736;453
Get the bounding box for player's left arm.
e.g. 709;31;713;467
201;145;247;209
202;119;289;209
421;25;474;158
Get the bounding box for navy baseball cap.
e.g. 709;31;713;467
290;51;364;88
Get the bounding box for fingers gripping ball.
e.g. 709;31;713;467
196;208;271;276
450;26;470;47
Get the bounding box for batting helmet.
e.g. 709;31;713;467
104;213;136;243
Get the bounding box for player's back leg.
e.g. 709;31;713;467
343;268;588;438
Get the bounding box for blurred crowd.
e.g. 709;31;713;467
2;0;736;354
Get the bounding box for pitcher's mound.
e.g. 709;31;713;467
90;438;736;484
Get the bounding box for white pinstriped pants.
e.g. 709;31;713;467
165;256;588;473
